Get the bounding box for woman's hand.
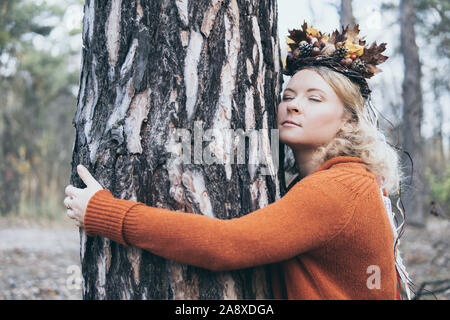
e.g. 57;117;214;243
64;164;104;228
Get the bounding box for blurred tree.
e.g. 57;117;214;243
340;0;356;28
381;0;450;221
427;167;450;218
415;0;449;90
0;0;80;216
0;0;54;57
415;0;449;175
400;0;427;227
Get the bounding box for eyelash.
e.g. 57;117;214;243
282;97;321;102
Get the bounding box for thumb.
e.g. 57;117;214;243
77;164;96;186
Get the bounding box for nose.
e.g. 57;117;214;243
286;101;301;114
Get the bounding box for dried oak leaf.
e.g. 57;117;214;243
346;24;362;43
301;21;308;33
306;27;319;37
287;28;307;51
366;64;383;77
329;27;348;44
359;41;388;66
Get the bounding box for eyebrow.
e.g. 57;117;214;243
283;88;326;95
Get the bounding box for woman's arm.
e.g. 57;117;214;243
84;173;355;272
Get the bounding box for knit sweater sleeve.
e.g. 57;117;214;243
84;172;355;271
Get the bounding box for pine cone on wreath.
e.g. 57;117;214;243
351;60;366;73
299;42;313;57
332;46;348;60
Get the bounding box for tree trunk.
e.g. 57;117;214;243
400;0;427;227
340;0;355;28
425;105;445;175
71;0;284;299
434;105;445;171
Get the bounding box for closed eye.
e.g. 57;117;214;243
282;97;321;102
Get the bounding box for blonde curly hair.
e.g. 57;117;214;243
288;65;405;197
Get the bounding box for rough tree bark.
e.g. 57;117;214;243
400;0;427;227
71;0;284;299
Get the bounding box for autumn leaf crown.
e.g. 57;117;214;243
282;21;389;99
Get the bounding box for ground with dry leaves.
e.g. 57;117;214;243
401;218;450;299
0;217;82;299
0;216;448;300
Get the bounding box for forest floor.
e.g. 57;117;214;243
401;217;450;299
0;215;448;300
0;217;82;299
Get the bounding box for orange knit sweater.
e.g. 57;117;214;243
84;156;397;299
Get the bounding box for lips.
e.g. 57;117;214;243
282;120;301;127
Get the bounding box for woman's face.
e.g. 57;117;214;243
277;69;346;150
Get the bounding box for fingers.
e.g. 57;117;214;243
77;164;96;187
64;195;81;227
66;207;75;219
64;196;72;208
66;204;81;225
67;208;82;228
65;184;81;197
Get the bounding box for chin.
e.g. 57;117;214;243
279;129;303;145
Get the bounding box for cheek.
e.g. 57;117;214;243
276;104;285;123
306;109;341;135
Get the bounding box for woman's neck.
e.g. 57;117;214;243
292;147;320;179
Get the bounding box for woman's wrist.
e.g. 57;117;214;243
84;189;140;246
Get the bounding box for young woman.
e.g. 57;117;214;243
64;24;411;299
